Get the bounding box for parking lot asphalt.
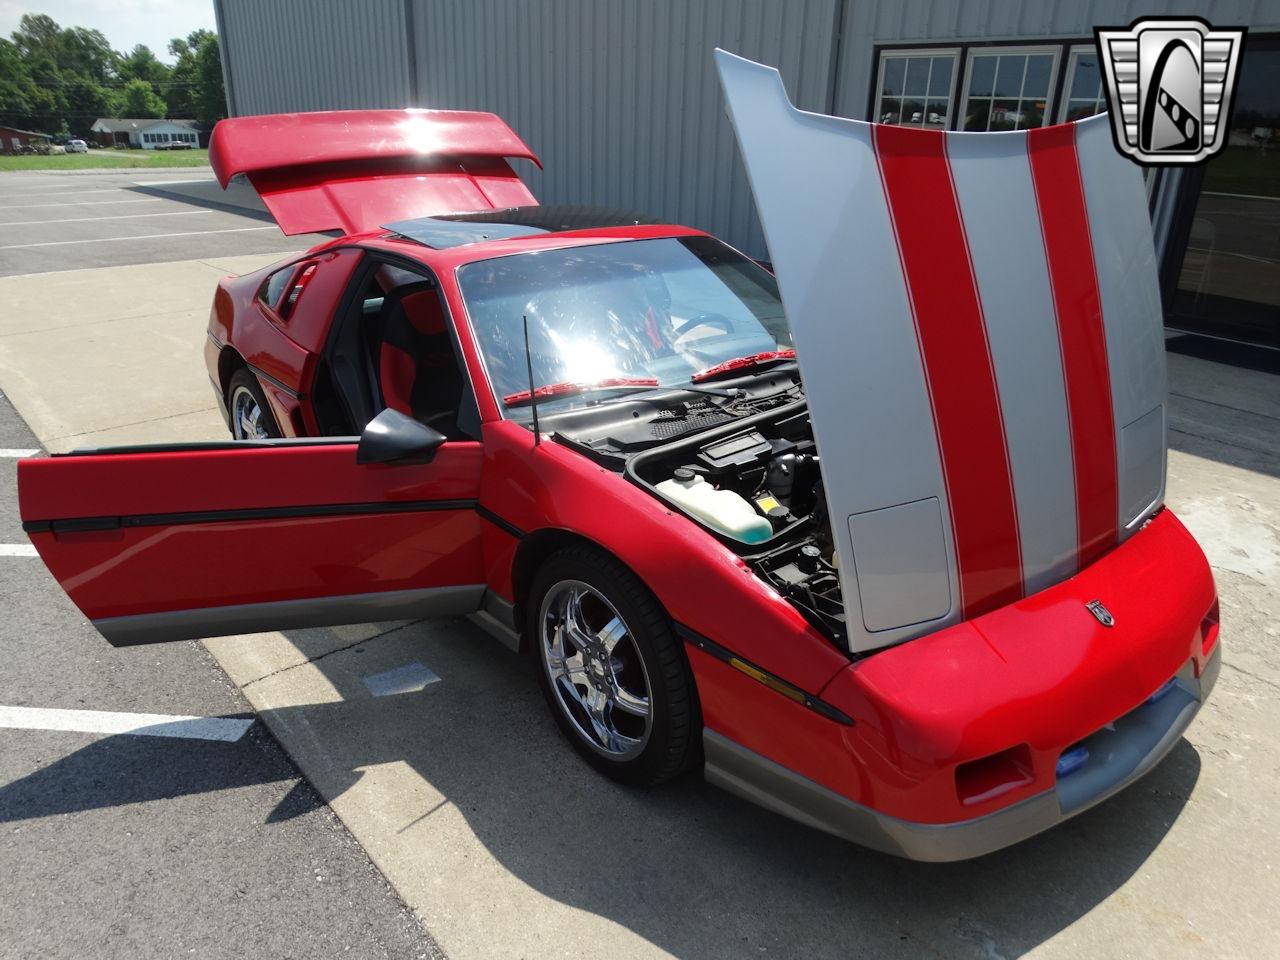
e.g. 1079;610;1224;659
0;169;325;277
1;168;1278;959
0;390;442;960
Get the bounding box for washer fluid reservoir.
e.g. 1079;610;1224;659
655;468;772;544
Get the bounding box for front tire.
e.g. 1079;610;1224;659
528;545;699;785
227;368;281;440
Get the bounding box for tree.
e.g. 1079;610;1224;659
0;38;46;127
117;44;169;85
2;14;220;135
62;74;118;134
11;13;62;60
57;27;116;83
168;29;225;123
119;77;165;118
192;32;226;124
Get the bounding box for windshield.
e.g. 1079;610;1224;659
456;236;792;412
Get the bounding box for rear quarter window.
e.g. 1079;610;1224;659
259;266;294;310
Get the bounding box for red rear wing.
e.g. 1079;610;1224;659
209;109;542;236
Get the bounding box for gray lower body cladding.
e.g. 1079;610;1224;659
703;645;1220;861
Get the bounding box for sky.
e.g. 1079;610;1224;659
0;0;215;63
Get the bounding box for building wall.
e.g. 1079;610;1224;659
137;122;199;150
0;128;49;153
217;0;412;114
834;0;1280;120
214;0;1280;255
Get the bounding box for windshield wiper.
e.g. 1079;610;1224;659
691;349;796;383
502;377;658;407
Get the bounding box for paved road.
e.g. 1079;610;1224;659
0;172;441;959
0;169;324;277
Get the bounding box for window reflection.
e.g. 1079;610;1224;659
1172;42;1280;348
1060;49;1108;122
963;51;1056;131
876;53;956;129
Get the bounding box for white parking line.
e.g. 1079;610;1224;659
0;187;137;197
0;544;38;556
0;449;39;457
0;211;213;227
0;705;254;742
0;198;165;209
0;226;278;249
0;210;213;227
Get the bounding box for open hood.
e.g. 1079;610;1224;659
715;51;1168;654
209;109;541;235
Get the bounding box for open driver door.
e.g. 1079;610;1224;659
18;413;486;646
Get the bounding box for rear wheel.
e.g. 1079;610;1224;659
228;368;281;440
528;545;699;785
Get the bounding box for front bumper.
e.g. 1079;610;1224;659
705;644;1219;861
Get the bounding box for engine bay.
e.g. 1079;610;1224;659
537;368;846;645
624;401;847;645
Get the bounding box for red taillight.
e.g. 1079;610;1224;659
1200;597;1220;658
955;745;1034;807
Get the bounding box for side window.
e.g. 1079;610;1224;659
325;259;481;440
280;263;318;320
258;265;295;312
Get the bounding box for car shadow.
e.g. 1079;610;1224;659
2;616;1203;959
0;720;327;824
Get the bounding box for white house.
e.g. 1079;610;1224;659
90;118;199;149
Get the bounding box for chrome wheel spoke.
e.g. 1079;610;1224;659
583;686;612;746
610;682;650;718
562;651;591;690
562;589;595;653
596;616;626;655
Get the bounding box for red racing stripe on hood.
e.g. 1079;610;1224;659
1028;123;1118;569
873;124;1024;618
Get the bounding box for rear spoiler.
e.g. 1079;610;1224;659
209;109;543;236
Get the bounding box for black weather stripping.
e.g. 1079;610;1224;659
673;623;854;726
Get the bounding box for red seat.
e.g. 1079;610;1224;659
377;282;463;434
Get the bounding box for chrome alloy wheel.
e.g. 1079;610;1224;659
539;580;653;759
230;384;268;440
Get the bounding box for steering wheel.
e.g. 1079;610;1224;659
673;312;734;338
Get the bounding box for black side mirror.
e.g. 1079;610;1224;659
356;409;447;465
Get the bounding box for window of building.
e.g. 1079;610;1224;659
1058;46;1108;122
874;49;959;128
961;47;1059;131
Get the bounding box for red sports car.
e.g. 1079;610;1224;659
18;56;1219;861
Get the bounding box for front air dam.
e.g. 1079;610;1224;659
702;507;1220;860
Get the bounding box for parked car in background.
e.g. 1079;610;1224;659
65;139;88;154
18;97;1220;861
